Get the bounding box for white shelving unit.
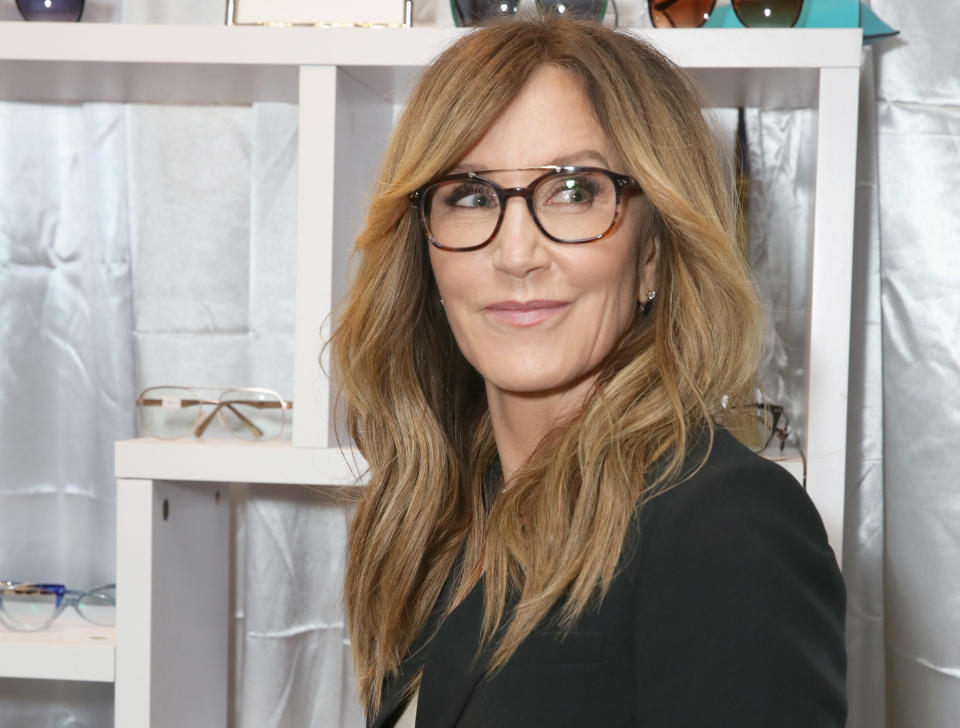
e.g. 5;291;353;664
0;23;861;726
0;612;114;683
114;439;363;486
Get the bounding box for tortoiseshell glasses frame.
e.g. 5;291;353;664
409;166;642;252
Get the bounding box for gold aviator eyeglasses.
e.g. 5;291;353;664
136;386;292;442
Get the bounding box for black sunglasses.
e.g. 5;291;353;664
450;0;611;26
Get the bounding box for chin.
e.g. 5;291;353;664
479;361;590;397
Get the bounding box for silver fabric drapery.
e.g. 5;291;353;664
869;1;960;725
1;0;956;726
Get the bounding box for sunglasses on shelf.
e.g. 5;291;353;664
649;0;804;28
451;0;612;26
15;0;85;22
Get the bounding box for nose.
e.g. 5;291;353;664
489;196;549;278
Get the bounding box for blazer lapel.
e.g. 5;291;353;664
369;576;459;728
415;576;489;728
369;546;480;728
371;459;504;728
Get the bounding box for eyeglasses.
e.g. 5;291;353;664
450;0;612;26
0;582;115;631
136;386;293;441
648;0;803;28
409;166;640;252
718;398;790;453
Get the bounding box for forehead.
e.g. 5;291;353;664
454;65;616;172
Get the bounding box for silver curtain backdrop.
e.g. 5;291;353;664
0;0;956;726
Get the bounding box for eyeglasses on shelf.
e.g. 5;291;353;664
0;582;115;632
136;385;293;442
718;396;791;454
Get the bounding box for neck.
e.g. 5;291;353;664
485;375;596;484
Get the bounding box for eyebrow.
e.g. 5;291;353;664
450;149;611;174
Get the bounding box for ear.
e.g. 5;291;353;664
637;237;660;302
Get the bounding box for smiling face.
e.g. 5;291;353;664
428;65;657;406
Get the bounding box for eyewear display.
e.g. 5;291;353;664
649;0;803;28
0;582;115;631
451;0;612;26
137;386;293;441
719;399;790;453
410;166;640;251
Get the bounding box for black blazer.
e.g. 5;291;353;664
370;429;847;727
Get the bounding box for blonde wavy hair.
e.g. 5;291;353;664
331;15;764;715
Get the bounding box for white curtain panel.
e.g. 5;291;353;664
1;0;956;726
0;97;132;728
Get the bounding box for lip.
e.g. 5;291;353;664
483;300;570;327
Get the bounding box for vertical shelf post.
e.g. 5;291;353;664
115;479;230;727
806;63;861;569
293;65;338;449
293;64;400;449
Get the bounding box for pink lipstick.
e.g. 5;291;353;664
484;300;569;327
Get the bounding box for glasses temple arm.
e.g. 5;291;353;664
194;402;263;439
223;402;264;438
234;400;293;410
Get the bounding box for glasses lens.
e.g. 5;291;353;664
732;0;803;28
648;0;715;28
451;0;520;26
719;402;775;453
533;170;618;242
16;0;84;21
537;0;606;21
138;386;203;439
218;389;286;441
1;584;59;631
77;585;116;627
424;179;502;250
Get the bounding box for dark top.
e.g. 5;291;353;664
370;428;847;728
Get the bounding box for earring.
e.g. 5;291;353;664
439;297;445;306
641;290;656;314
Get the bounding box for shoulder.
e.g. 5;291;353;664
625;428;847;725
636;427;831;559
630;427;842;609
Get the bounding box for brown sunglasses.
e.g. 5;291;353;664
649;0;804;28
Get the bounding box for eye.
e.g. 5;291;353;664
440;183;499;210
543;175;602;206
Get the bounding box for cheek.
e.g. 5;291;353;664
428;247;476;312
561;248;640;341
427;235;642;391
428;249;482;348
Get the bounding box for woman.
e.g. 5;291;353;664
332;15;846;728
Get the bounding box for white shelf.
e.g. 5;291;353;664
115;438;366;486
0;613;115;683
114;437;800;488
0;24;860;107
0;24;861;67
